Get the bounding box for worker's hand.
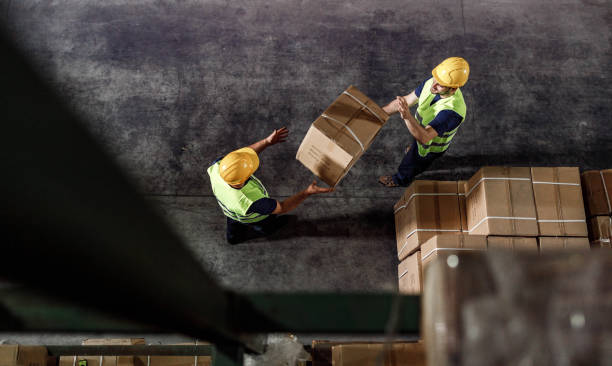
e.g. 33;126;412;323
397;96;411;120
265;127;289;146
305;180;334;195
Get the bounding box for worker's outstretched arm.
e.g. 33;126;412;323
248;127;289;154
397;96;438;145
271;181;334;215
383;91;418;115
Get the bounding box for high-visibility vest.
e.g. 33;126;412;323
415;78;466;157
207;162;270;223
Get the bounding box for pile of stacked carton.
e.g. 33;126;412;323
582;169;612;248
397;166;592;295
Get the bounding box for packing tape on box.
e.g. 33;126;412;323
320;113;365;152
601;171;612;213
342;90;385;123
394;193;461;213
398;229;462;257
468;216;537;233
465;177;531;197
420;247;483;263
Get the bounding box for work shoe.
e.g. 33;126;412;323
378;175;400;187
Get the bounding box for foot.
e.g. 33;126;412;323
378;175;400;187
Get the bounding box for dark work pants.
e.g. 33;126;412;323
226;215;282;244
392;141;445;187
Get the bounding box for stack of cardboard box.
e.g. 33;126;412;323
397;166;592;294
0;345;52;366
582;169;612;248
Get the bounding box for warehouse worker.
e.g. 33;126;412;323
378;57;469;187
208;127;333;244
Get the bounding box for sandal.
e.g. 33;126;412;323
378;175;400;187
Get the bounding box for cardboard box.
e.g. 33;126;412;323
394;180;462;260
398;251;422;294
581;170;612;217
149;343;210;366
0;346;48;366
466;167;538;236
331;343;425;366
588;216;611;243
458;180;468;232
531;167;588;236
311;341;372;366
538;237;590;252
420;234;487;268
59;339;147;366
487;236;538;251
296;86;389;187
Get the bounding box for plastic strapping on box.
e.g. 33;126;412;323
420;247;483;262
393;193;460;214
398;229;462;257
320;113;365;152
532;181;580;186
147;355;150;366
538;219;585;223
72;356;76;366
99;356;103;366
601;171;612;213
468;216;537;233
342;90;385;123
465;177;531;197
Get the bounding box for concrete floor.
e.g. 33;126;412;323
1;0;611;344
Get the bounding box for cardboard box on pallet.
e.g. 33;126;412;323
0;345;48;366
331;343;425;366
394;180;462;260
466;167;539;236
588;216;611;248
398;251;422;294
538;237;590;252
487;236;538;251
59;339;147;366
296;86;389;187
531;167;588;237
581;169;612;217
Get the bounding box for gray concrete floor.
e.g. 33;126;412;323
1;0;611;345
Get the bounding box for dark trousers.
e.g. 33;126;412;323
226;215;282;244
392;141;445;187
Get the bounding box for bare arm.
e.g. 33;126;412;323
271;181;333;215
397;96;438;145
248;127;289;154
383;91;418;115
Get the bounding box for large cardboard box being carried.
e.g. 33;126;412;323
466;167;539;236
296;86;389;187
588;216;612;248
538;237;590;252
331;343;425;366
531;167;588;236
394;180;462;260
581;169;612;217
59;339;146;366
0;345;48;366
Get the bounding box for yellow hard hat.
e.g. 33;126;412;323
219;147;259;185
432;57;470;88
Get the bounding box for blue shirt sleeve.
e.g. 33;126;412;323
211;156;224;166
414;80;427;97
247;198;278;215
427;110;463;136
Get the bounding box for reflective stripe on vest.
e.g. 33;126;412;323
207;162;270;223
415;78;466;157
